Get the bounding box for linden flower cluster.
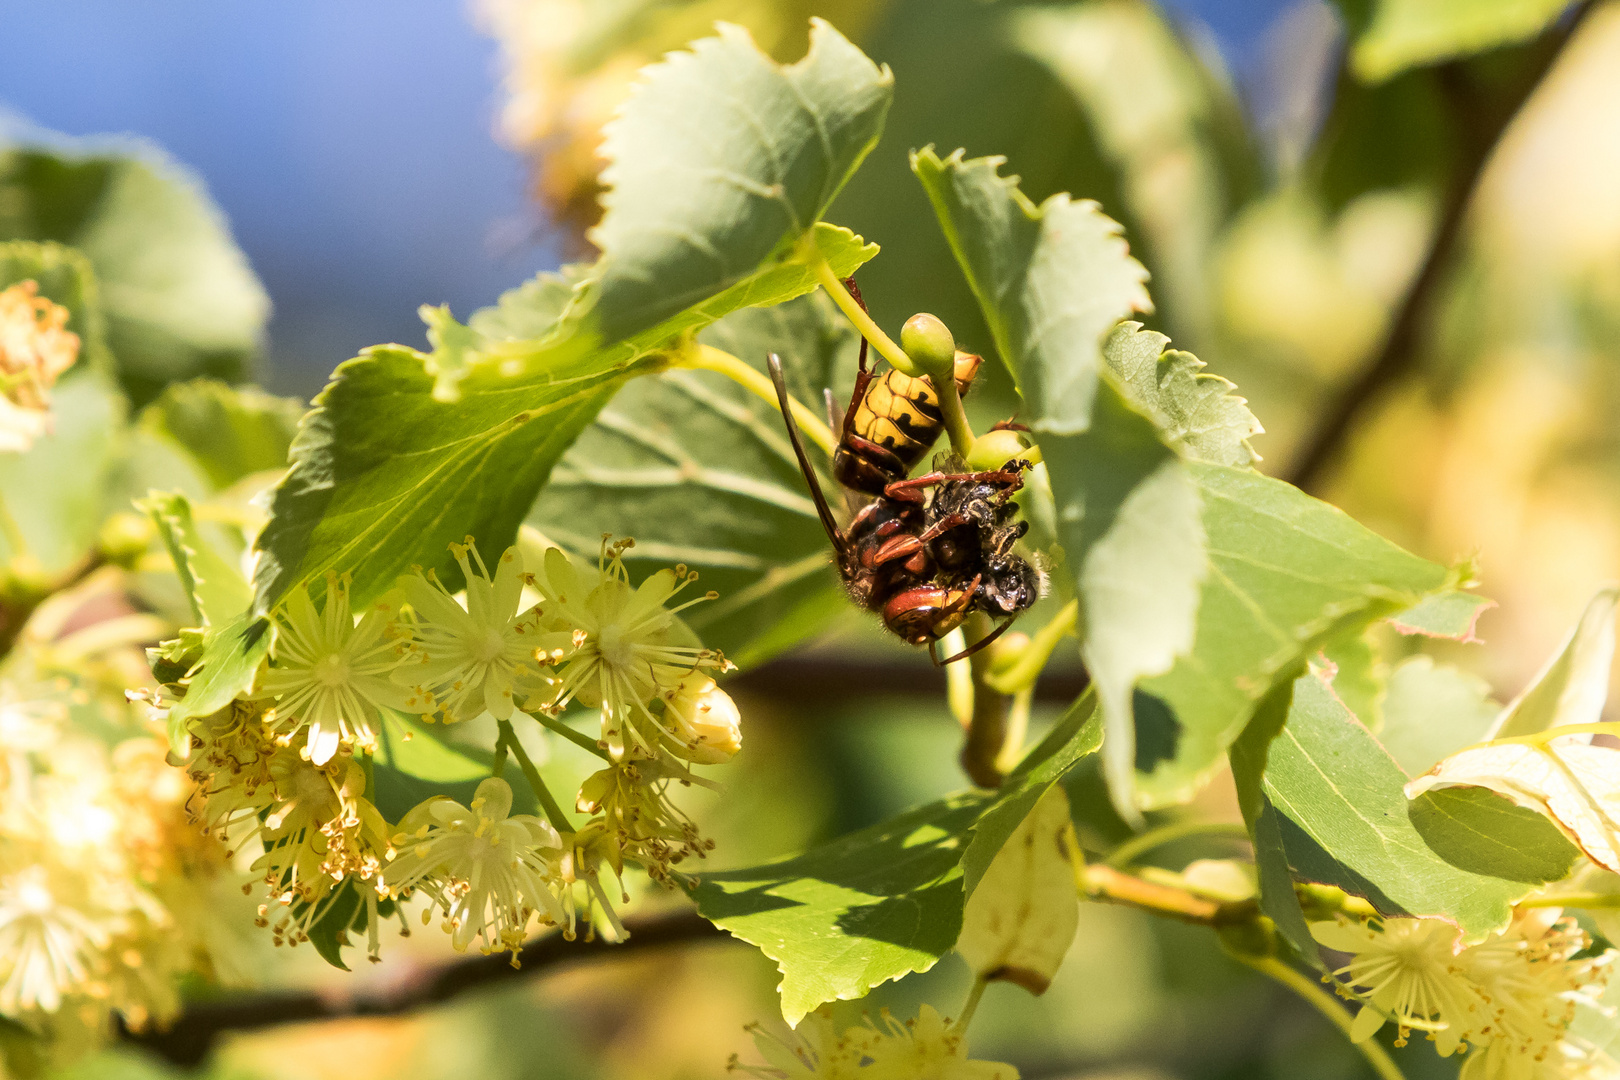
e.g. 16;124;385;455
0;280;80;453
1313;909;1618;1078
175;535;740;961
0;583;251;1048
730;1005;1020;1080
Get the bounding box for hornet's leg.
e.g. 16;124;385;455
882;466;1027;504
934;615;1018;667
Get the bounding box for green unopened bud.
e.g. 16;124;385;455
901;313;957;382
98;511;155;567
966;428;1027;470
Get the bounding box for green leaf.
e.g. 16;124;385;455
301;879;395;972
1333;0;1575;83
372;710;502;822
255;18;889;615
530;293;853;667
137;491;251;627
255;225;872;616
691;695;1102;1024
1488;586;1617;739
1100;321;1262;468
1388;588;1492;641
1321;629;1384;732
1038;386;1205;822
0;239;111;376
163;612;271;740
692;791;990;1025
914;147;1200;822
1407;786;1579;885
1228;672;1316;961
1136;463;1453;808
1380;655;1498;776
590;19;892;342
1265;669;1537;938
0;372;127;574
138;379;302;490
963;695;1102;894
0;136;269;404
910;147;1150;436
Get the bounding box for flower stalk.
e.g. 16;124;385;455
675;343;836;456
499;718;572;833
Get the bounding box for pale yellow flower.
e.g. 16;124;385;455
0;280;79;452
263;574;411;764
861;1004;1020;1080
661;674;742;764
395;542;547;724
530;539;726;760
384;777;565;957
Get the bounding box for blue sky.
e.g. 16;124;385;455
0;1;1295;396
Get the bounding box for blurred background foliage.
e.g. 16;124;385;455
5;0;1619;1077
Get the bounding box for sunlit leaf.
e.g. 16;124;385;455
531;293;855;667
137;491;251;628
693;792;989;1026
254;18;890;615
0;372;127;574
1014;0;1261;343
1136;463;1453;808
691;698;1101;1024
913;147;1199;822
1407;740;1620;872
911;146;1150;436
1101;321;1263;468
1407;786;1579;884
1269;670;1540;937
1388;588;1493;641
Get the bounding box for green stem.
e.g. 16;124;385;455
953;975;989;1034
498;719;573;832
985;598;1079;695
1520;892;1620;909
958;612;1010;788
812;260;917;375
677;343;836;456
942;625;973;728
1238;956;1407;1080
491;728;511;778
532;709;611;761
932;371;977;459
1105;820;1252;868
994;685;1034;776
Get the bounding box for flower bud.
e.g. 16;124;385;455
900;313;956;383
966;428;1028;470
662;675;741;764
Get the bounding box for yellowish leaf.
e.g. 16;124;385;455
955;786;1079;994
1406;740;1620;873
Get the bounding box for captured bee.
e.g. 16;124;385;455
763;283;1043;664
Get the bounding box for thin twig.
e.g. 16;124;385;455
120;909;729;1067
1285;3;1594;492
